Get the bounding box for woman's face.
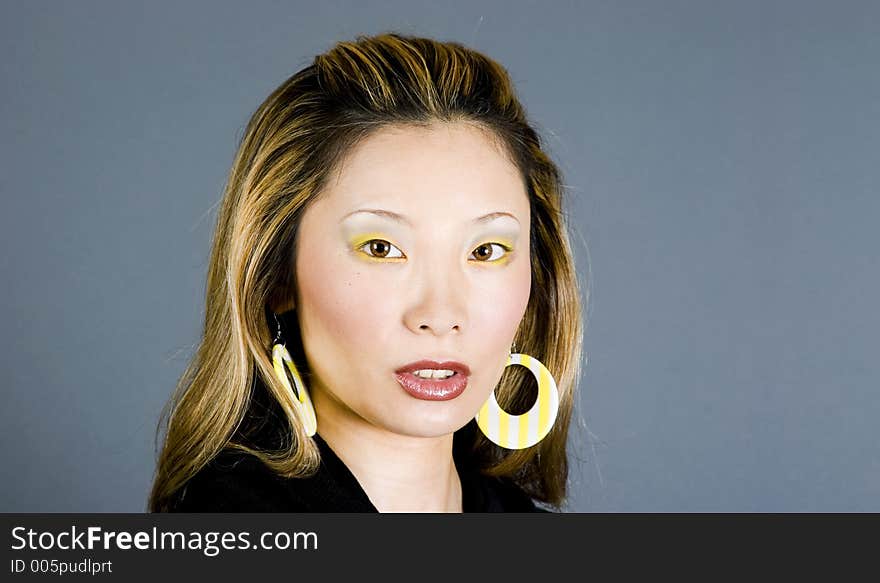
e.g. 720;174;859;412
293;122;531;439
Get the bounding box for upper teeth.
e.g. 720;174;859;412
412;369;455;379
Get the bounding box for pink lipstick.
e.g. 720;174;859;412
394;360;470;401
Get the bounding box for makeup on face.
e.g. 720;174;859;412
340;208;523;265
293;122;532;437
392;357;472;401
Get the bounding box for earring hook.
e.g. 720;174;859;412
273;312;283;345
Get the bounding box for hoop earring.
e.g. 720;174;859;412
475;344;559;450
271;312;317;437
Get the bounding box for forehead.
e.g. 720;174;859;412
320;122;529;217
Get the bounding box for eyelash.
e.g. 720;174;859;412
357;239;513;263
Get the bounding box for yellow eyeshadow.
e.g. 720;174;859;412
348;232;404;261
471;240;516;266
348;232;390;249
486;249;514;265
347;233;517;263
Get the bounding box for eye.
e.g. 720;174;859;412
471;242;511;262
358;239;405;259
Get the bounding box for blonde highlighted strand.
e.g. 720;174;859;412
149;33;585;512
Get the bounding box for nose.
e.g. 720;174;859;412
402;260;468;337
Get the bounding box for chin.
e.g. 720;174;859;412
379;402;476;439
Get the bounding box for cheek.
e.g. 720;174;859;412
297;246;531;357
472;259;532;346
296;252;394;352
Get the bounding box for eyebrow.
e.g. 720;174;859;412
342;209;520;226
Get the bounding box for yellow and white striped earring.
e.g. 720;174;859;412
271;313;317;437
475;342;559;450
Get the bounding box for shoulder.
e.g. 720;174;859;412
169;450;300;513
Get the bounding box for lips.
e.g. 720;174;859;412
395;360;471;376
394;359;471;401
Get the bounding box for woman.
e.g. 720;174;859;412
149;33;585;512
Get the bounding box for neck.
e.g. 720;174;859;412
312;391;463;513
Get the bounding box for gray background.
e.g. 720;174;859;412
1;0;877;512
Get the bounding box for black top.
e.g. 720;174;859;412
170;433;545;512
167;371;546;513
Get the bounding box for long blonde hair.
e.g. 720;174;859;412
149;33;585;512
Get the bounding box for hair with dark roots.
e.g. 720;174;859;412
149;33;585;512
